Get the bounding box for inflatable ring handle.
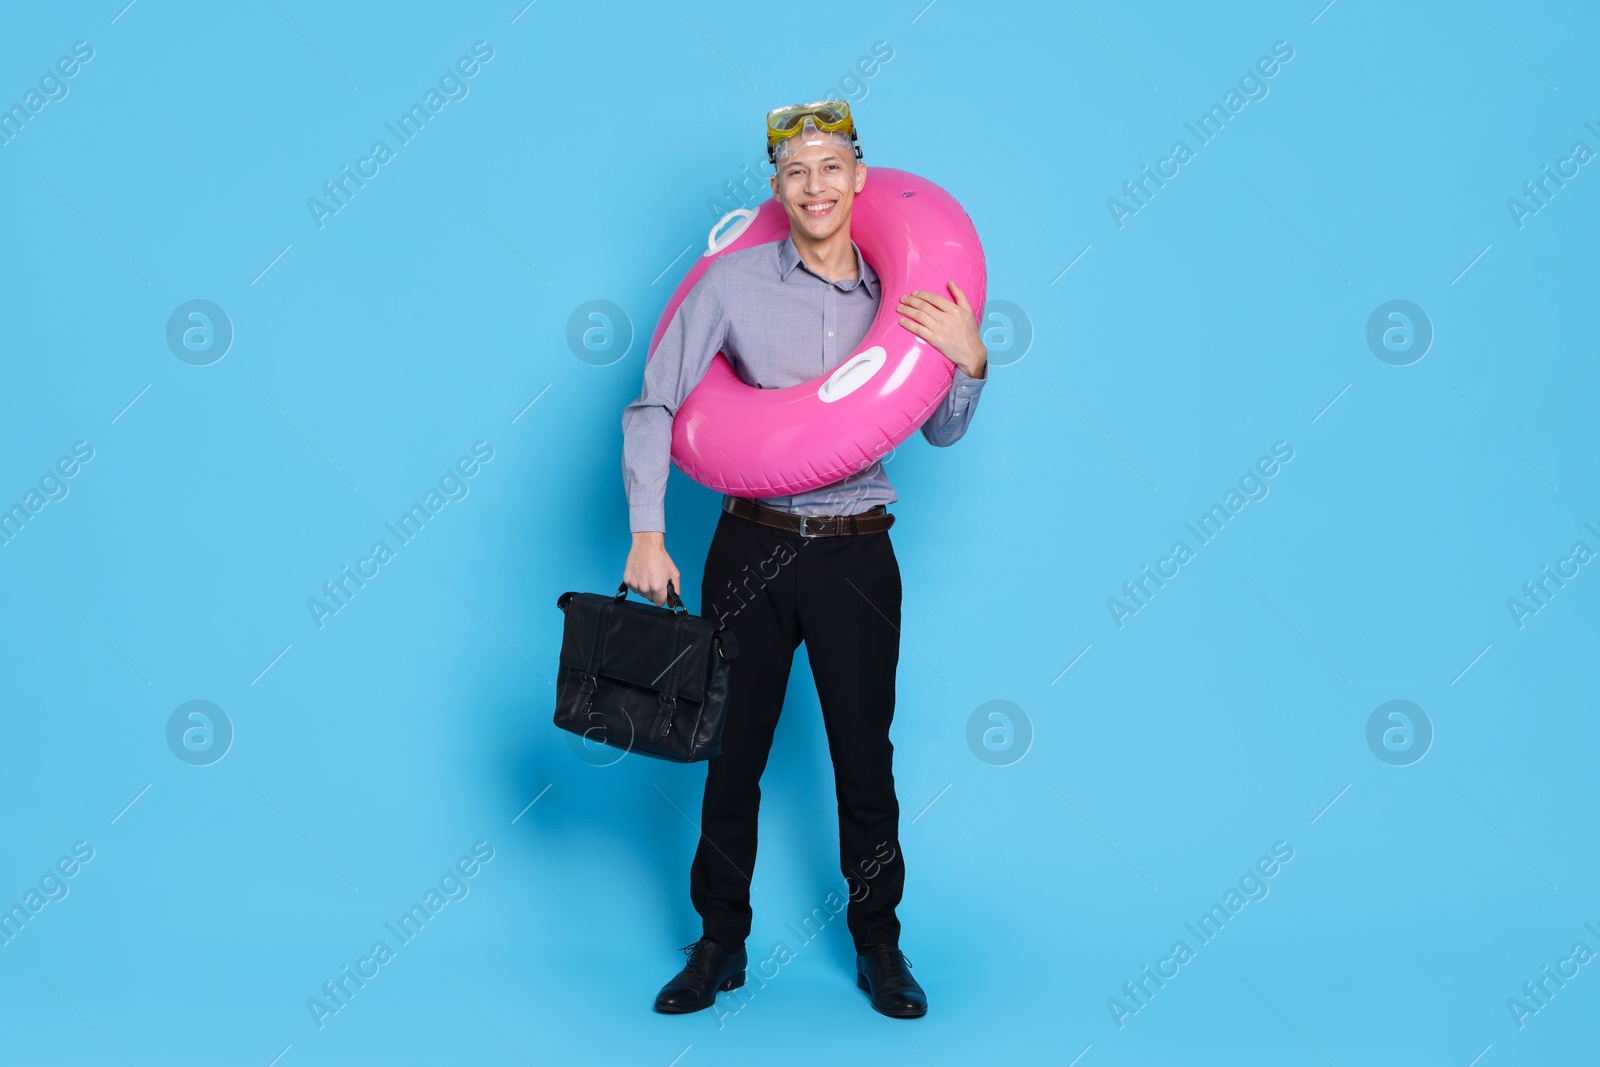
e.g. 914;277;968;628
818;346;887;403
705;208;758;257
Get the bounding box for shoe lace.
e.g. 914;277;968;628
864;944;913;979
678;939;719;973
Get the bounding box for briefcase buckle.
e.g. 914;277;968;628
651;692;678;741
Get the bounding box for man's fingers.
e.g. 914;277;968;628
902;296;957;325
650;569;680;607
948;281;971;309
901;290;951;312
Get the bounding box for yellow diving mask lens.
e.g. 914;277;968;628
766;99;861;164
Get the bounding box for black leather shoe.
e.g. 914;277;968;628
653;938;747;1014
856;944;927;1018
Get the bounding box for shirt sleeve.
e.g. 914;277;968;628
919;362;989;448
621;261;730;533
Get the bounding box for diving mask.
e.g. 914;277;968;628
767;99;862;165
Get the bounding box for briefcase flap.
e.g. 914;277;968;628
558;593;716;704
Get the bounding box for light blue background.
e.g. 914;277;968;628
2;1;1596;1065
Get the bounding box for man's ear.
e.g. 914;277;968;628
854;162;867;193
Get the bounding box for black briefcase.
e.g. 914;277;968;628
553;582;738;763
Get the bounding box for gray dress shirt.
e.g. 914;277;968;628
621;234;989;533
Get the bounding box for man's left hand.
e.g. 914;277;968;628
897;282;988;380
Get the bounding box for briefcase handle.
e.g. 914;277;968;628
613;580;687;616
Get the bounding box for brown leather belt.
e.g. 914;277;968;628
723;496;895;537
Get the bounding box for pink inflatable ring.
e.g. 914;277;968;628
646;167;987;497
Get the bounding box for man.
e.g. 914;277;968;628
619;99;989;1019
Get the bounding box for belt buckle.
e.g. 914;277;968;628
798;514;825;539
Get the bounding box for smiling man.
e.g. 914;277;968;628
621;99;990;1020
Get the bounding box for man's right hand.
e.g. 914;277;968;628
624;532;682;607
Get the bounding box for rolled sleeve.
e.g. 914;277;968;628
621;261;730;533
919;363;989;448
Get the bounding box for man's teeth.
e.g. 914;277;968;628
805;202;834;214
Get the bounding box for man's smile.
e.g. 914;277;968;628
802;199;837;217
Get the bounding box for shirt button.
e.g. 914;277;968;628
827;331;834;337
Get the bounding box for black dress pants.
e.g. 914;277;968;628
692;507;905;953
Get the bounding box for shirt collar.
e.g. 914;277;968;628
778;234;877;298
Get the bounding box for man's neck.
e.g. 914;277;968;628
791;228;857;283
